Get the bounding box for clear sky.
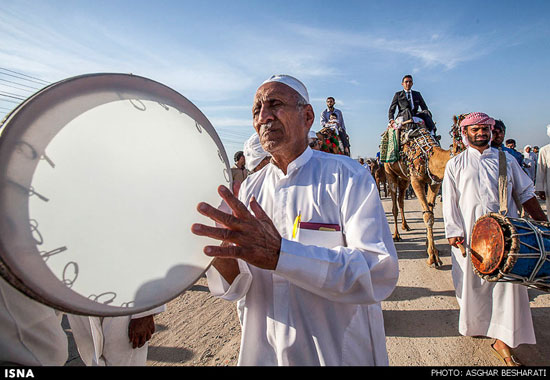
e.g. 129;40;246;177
1;0;549;160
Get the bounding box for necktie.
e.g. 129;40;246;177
406;91;412;107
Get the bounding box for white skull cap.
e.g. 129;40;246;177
261;74;309;103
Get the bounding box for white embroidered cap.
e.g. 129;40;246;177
261;74;309;103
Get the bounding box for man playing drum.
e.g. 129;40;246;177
442;112;547;366
191;75;398;365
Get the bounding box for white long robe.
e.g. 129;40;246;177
207;147;399;366
442;146;536;348
0;277;68;365
67;305;165;366
535;143;550;213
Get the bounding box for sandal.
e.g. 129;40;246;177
491;342;522;366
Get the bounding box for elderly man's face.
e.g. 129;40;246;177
252;82;313;155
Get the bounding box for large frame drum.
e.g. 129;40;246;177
0;73;231;316
470;212;550;291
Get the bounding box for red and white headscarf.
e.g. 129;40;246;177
459;112;495;147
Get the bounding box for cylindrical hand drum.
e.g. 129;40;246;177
470;212;550;291
0;73;231;316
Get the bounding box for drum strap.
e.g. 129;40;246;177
498;148;523;215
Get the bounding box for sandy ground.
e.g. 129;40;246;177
64;196;550;367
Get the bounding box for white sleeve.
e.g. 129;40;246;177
131;304;166;319
442;160;465;238
320;110;328;127
508;152;536;204
205;188;253;302
274;169;399;305
536;149;547;192
205;260;252;302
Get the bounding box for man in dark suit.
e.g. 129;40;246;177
388;75;436;132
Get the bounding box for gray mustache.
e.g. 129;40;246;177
260;121;273;130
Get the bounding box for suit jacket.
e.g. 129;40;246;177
388;90;429;121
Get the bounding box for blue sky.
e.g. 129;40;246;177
1;0;549;160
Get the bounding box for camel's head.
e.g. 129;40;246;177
450;114;468;154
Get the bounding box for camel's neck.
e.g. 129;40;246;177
428;146;453;180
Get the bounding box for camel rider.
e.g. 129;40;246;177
388;75;437;135
321;97;350;156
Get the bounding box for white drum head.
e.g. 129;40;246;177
0;73;231;316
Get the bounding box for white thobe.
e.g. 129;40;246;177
207;147;399;366
535;144;550;213
0;277;68;365
442;146;536;348
67;305;165;366
523;157;536;182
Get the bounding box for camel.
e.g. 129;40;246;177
383;116;466;267
316;128;345;155
366;159;387;198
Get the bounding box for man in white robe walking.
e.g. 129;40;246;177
535;125;550;212
442;112;547;366
191;74;399;366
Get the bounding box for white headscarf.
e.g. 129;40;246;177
261;74;309;103
244;133;270;172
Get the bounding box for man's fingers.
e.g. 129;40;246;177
135;335;144;348
218;185;251;219
249;196;269;220
196;202;241;229
129;331;139;348
448;237;464;248
140;334;148;348
191;223;237;242
204;244;242;259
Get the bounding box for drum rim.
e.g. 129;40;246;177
0;76;87;312
471;213;506;275
471;212;520;282
0;73;227;316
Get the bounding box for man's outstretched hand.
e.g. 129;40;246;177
191;185;282;271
